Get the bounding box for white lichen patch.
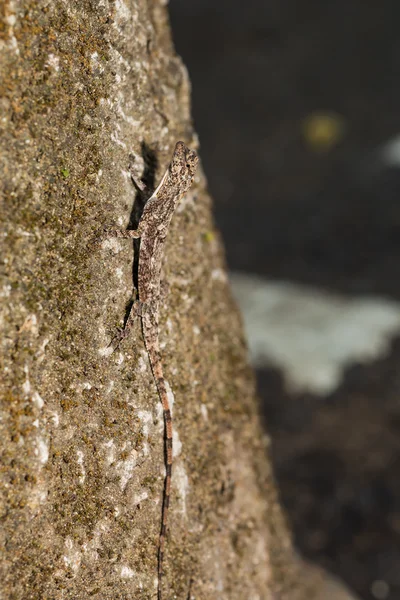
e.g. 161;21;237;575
200;403;208;421
137;410;153;436
90;51;104;74
27;480;48;512
103;439;117;466
173;463;189;516
120;167;132;184
47;53;60;71
116;105;140;128
115;449;138;490
16;227;34;237
120;565;135;579
115;266;124;280
1;284;11;297
4;11;16;26
98;345;114;358
111;130;127;149
81;519;110;562
131;490;149;506
142;442;151;457
165;381;175;411
32;391;44;409
114;0;132;24
35;437;49;464
63;537;82;575
101;237;123;253
22;366;31;395
172;428;182;458
155;402;163;429
76;450;86;485
137;353;148;373
179;292;191;307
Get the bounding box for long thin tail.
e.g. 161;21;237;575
144;330;172;600
158;388;172;600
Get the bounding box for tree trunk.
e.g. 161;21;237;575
0;2;357;599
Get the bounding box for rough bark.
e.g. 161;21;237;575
1;1;357;599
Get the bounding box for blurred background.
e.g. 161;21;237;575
170;1;400;599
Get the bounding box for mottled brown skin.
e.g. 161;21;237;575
110;141;198;599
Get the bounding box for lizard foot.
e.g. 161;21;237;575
108;301;144;351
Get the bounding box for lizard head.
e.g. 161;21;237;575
168;141;199;194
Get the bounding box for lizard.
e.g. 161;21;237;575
107;141;199;599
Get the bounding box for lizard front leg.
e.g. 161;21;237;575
103;225;143;239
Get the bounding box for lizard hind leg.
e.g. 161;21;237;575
109;299;145;351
